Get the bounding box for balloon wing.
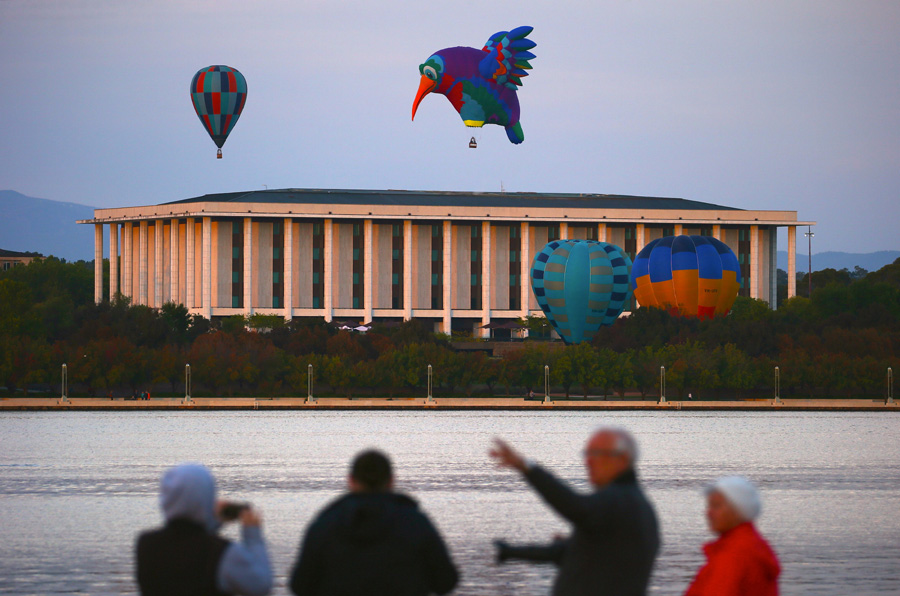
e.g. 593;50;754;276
480;26;536;89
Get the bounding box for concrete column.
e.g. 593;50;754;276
481;220;491;338
787;226;797;299
202;217;212;318
324;219;333;322
559;221;568;240
109;223;119;301
442;220;452;334
750;224;759;299
139;221;149;306
674;223;683;236
636;223;645;252
186;218;195;308
713;224;722;240
597;222;607;242
284;218;293;320
94;224;103;304
403;220;412;320
244;217;253;315
170;219;179;304
122;223;132;299
520;222;530;320
364;219;374;323
769;228;778;309
154;220;164;306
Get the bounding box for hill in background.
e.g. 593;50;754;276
0;190;96;262
1;190;897;270
777;250;900;273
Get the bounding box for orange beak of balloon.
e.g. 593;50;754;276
412;75;437;121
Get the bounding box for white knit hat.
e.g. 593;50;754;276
706;476;761;521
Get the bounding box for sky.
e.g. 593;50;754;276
1;0;898;254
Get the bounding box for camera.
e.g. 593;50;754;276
220;502;250;521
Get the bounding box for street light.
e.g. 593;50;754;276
427;364;433;402
544;365;550;402
659;366;666;403
888;367;894;405
184;364;191;404
804;227;814;297
61;363;68;402
307;363;315;403
774;366;781;405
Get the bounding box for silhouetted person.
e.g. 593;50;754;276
136;463;272;596
490;428;659;596
684;476;780;595
290;449;458;596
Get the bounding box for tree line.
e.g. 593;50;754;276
1;256;898;399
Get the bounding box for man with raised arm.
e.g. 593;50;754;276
490;428;659;596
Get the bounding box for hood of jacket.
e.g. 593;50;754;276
159;463;218;533
331;492;419;545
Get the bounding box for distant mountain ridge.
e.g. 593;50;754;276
0;190;96;261
777;250;899;273
2;190;898;270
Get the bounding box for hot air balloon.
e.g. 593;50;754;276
530;240;632;345
630;235;741;319
411;26;536;144
190;65;247;158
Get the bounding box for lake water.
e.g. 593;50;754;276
0;411;898;595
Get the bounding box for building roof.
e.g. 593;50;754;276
164;188;742;212
0;248;41;258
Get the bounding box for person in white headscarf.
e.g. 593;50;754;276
684;476;780;596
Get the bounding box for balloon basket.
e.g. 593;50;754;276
217;149;222;159
468;137;478;149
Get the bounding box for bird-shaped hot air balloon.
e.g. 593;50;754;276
530;240;633;345
190;65;247;158
630;235;742;319
411;26;536;144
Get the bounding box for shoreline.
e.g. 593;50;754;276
1;397;897;411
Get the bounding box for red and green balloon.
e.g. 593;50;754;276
190;65;247;158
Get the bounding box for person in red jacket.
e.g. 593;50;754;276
685;476;780;596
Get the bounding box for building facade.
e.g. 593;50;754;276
80;189;814;335
0;248;41;271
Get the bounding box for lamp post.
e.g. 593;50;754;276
61;363;68;402
659;366;666;404
888;367;894;405
544;365;550;403
307;363;315;403
427;364;433;402
184;364;191;404
774;366;780;405
804;227;814;297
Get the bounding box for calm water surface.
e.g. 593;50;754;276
1;411;898;595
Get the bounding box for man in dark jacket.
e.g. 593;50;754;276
290;450;459;596
490;428;659;596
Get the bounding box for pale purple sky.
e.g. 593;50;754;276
1;1;898;253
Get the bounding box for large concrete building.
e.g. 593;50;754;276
80;188;814;335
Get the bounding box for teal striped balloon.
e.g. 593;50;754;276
530;240;633;344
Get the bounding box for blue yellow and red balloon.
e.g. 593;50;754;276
412;26;536;144
530;240;632;345
190;65;247;158
630;235;741;318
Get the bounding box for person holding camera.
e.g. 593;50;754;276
135;463;272;596
490;428;659;596
289;449;458;596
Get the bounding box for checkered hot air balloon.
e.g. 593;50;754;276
630;235;741;319
190;65;247;158
530;240;633;345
